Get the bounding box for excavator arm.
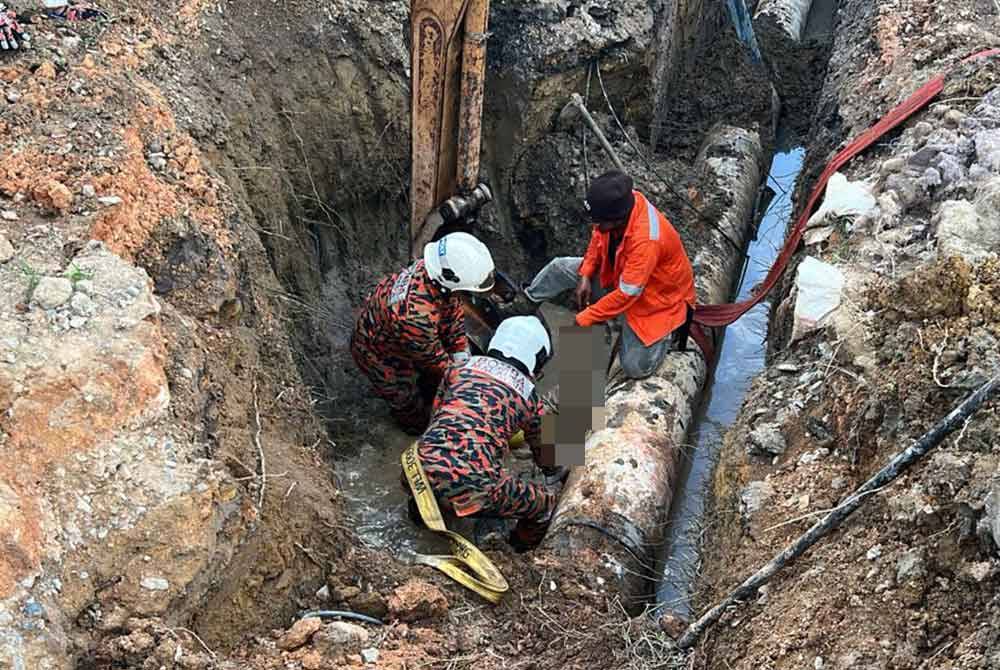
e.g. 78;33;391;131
409;0;490;257
409;0;521;335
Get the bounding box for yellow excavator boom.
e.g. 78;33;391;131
409;0;490;257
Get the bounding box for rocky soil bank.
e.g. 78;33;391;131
700;1;1000;668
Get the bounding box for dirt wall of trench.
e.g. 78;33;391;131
697;1;1000;668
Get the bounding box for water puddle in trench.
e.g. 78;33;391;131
655;142;806;615
335;302;575;555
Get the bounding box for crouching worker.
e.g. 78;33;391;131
410;315;560;552
510;170;696;379
351;232;496;434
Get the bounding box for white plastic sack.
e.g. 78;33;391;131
807;172;877;228
792;256;845;341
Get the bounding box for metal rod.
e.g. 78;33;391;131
566;93;625;171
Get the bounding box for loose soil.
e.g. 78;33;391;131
696;1;1000;668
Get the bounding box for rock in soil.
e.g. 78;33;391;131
349;590;389;619
658;613;688;639
0;234;13;263
31;179;73;212
387;578;449;622
312;621;370;657
32;277;74;309
748;423;787;456
277;617;323;651
740;480;776;515
983;481;1000;552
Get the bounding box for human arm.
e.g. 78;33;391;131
404;309;451;378
576;238;658;327
577;226;603;279
440;294;470;360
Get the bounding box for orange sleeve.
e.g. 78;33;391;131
576;238;658;326
577;227;602;278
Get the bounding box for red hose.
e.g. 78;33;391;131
691;48;1000;351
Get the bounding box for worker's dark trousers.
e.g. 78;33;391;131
524;257;672;379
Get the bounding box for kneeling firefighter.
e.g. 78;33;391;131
408;315;563;552
351;232;496;434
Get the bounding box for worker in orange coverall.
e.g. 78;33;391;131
508;170;696;379
411;315;562;551
351;232;496;435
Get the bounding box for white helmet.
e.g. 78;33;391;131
488;316;552;375
423;232;496;293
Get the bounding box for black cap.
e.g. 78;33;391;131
585;170;635;222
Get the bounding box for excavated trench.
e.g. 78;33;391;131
185;0;826;647
650;0;838;615
227;0;825;604
10;0;1000;667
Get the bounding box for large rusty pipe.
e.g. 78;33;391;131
544;125;767;606
754;0;814;43
455;0;489;193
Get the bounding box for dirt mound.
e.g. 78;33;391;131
0;2;360;665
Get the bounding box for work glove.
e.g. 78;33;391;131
0;4;25;50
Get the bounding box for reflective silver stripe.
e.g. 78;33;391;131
466;356;535;400
619;279;643;296
646;199;660;240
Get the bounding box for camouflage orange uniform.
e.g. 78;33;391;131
351;259;468;433
416;355;555;524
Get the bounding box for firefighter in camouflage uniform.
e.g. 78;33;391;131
351;232;496;434
413;315;563;551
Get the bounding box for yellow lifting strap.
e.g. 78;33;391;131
401;441;511;603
